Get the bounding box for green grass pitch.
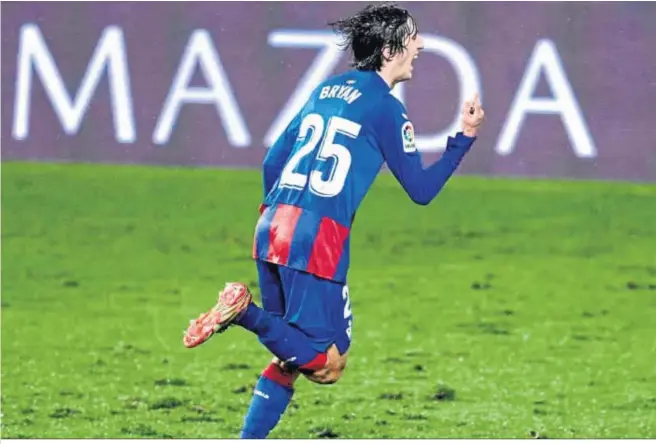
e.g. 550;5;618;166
1;161;655;438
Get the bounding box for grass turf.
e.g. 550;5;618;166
1;161;655;438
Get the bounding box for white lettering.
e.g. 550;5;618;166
496;39;596;158
153;30;250;147
346;89;362;104
13;24;135;143
335;85;349;99
264;30;342;147
327;85;340;98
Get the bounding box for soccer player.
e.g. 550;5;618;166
183;3;485;439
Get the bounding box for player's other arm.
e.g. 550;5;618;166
262;114;302;198
374;94;485;205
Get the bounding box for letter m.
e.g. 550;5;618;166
13;24;135;143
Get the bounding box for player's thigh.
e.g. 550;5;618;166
279;267;353;356
255;259;285;316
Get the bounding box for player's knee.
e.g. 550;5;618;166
306;365;344;385
305;346;348;385
320;363;346;384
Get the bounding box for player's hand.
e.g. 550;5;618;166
461;93;485;138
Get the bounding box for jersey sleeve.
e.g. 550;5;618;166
371;94;476;205
262;112;302;198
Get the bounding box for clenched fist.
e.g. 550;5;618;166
461;93;485;138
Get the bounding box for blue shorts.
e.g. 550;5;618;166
255;259;353;355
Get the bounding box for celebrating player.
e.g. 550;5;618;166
183;3;485;439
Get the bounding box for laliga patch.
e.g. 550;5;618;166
401;121;417;153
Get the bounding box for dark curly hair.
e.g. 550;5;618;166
329;3;419;71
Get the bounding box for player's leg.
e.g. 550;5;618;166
240;261;302;439
240;264;354;438
183;263;348;437
235;260;330;370
184;260;329;372
278;268;354;385
240;356;301;439
240;267;353;438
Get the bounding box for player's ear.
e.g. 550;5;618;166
381;45;393;62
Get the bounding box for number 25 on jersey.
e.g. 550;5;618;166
278;113;361;198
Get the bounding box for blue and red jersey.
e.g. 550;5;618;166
253;70;476;283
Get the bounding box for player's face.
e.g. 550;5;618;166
389;22;424;84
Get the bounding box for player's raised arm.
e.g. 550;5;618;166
374;93;485;205
262;113;302;198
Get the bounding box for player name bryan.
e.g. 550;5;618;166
318;84;362;104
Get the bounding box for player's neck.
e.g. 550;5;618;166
376;70;398;90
